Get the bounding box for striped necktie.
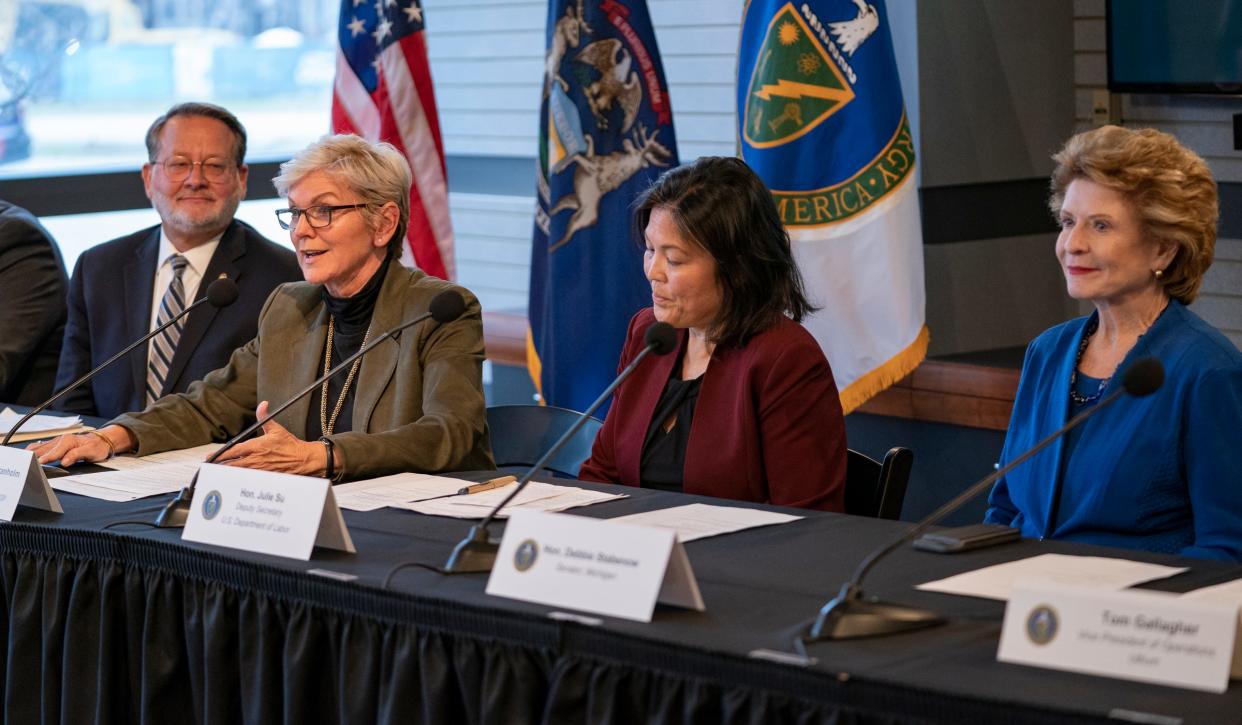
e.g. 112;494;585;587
146;254;189;406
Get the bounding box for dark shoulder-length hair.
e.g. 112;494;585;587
633;156;815;346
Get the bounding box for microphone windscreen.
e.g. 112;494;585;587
1122;357;1164;397
206;277;239;308
428;290;466;323
644;322;677;355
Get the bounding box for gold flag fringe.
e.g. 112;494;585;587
525;327;545;404
838;325;929;415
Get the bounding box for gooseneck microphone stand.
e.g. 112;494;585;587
806;358;1165;641
152;291;466;528
442;322;677;574
3;278;240;448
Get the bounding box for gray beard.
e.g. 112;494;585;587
155;195;242;241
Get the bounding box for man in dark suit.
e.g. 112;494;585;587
0;200;68;406
56;102;302;418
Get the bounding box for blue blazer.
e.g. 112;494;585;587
54;220;302;419
986;301;1242;561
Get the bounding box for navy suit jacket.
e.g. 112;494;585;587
55;219;302;418
986;301;1242;561
0;200;68;405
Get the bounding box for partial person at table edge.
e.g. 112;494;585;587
0;199;68;406
986;125;1242;561
578;156;847;511
32;134;495;481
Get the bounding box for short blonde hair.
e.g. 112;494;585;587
1049;125;1218;304
273;134;411;256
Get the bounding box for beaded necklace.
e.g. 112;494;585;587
319;316;373;435
1068;317;1110;406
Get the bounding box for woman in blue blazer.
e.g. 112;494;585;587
986;126;1242;561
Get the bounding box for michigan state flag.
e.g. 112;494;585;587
738;0;926;412
528;0;678;412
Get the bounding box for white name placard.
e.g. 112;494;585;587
486;509;705;622
998;580;1237;693
1178;577;1242;680
182;463;355;560
0;446;63;520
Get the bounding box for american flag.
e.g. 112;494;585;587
332;0;454;280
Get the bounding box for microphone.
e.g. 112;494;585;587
152;289;466;528
3;276;239;447
805;357;1165;641
442;321;678;574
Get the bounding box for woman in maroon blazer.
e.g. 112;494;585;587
578;157;846;511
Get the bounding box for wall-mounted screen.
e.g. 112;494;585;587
1108;0;1242;93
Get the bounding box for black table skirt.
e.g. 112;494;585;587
2;479;1240;724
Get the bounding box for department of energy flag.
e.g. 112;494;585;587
738;0;926;412
528;0;678;412
332;0;454;280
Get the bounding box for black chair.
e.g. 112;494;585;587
844;447;914;520
485;404;604;478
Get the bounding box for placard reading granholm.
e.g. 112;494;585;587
738;0;927;411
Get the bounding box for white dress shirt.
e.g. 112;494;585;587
148;230;222;332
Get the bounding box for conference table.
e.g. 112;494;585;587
1;457;1241;723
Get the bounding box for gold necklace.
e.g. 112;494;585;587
320;315;373;435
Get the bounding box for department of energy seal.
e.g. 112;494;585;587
514;539;539;572
202;490;223;521
1026;604;1059;646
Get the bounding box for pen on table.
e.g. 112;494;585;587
411;475;519;504
455;475;516;495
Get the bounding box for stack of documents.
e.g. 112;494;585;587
52;443;218;502
334;472;498;511
0;407;88;443
334;473;626;517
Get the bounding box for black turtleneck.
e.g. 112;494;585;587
306;259;390;439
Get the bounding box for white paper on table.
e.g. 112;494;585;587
916;553;1187;601
51;461;199;502
399;481;625;519
97;443;220;472
333;472;491;511
0;407;84;437
607;503;803;542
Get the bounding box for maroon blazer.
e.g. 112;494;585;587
580;308;846;511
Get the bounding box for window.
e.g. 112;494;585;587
0;0;337;175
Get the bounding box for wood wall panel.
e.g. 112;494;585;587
483;313;1021;430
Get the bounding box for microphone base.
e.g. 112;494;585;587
153;489;194;528
443;524;500;574
807;583;945;641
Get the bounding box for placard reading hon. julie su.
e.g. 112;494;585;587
182;463;354;560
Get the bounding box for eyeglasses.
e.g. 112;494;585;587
275;204;367;230
156;156;235;182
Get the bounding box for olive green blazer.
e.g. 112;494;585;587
112;264;495;479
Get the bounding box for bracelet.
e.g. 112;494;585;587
319;436;336;481
87;430;115;460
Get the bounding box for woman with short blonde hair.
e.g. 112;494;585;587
1049;124;1217;303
